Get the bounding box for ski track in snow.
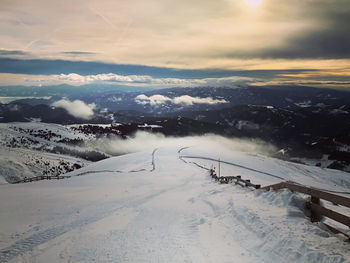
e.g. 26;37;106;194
179;148;350;195
180;155;285;180
0;146;350;262
0;147;178;262
72;148;158;177
0;177;194;262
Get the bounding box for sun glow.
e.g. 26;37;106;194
245;0;263;8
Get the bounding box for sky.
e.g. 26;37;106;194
0;0;350;89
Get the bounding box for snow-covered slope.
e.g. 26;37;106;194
179;146;350;194
0;143;349;263
0;147;88;184
0;122;109;183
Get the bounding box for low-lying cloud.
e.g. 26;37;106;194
135;94;228;106
95;131;277;157
22;72;255;88
51;99;96;119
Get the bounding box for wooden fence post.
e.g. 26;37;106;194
218;158;221;178
310;196;322;223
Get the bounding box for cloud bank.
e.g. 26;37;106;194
51;99;96;119
95;131;277;157
20;72;255;88
135;94;228;106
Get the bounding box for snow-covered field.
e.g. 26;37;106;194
0;147;88;184
0;141;349;263
0;122;93;144
0;122;106;183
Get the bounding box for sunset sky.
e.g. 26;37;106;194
1;0;349;89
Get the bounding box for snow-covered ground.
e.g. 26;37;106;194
0;142;349;263
0;122;93;144
0;147;89;184
179;146;350;194
0;122;107;183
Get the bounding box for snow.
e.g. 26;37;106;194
236;120;260;130
0;147;90;184
0;122;100;183
290;155;335;171
66;124;112;129
0;96;52;104
0;122;92;142
1;142;350;262
295;101;312;108
329;109;349;115
180;146;350;194
138;124;163;128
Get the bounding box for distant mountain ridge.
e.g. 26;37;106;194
1;85;349;172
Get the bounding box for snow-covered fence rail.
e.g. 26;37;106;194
13;175;71;184
209;169;261;189
262;181;350;237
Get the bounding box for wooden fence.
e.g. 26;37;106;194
261;181;350;239
13;175;71;184
209;169;261;189
208;169;349;240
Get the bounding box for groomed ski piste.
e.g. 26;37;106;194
0;139;350;263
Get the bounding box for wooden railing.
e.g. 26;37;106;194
208;168;350;239
209;169;261;189
262;181;350;239
13;175;71;184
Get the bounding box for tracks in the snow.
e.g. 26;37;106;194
12;148;159;183
151;148;157;172
179;150;350;195
179;152;285;180
75;149;158;177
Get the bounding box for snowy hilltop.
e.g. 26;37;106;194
0;122;111;184
0;138;349;262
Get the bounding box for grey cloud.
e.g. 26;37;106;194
258;17;350;59
227;31;350;59
62;51;97;55
0;50;29;56
226;1;350;59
